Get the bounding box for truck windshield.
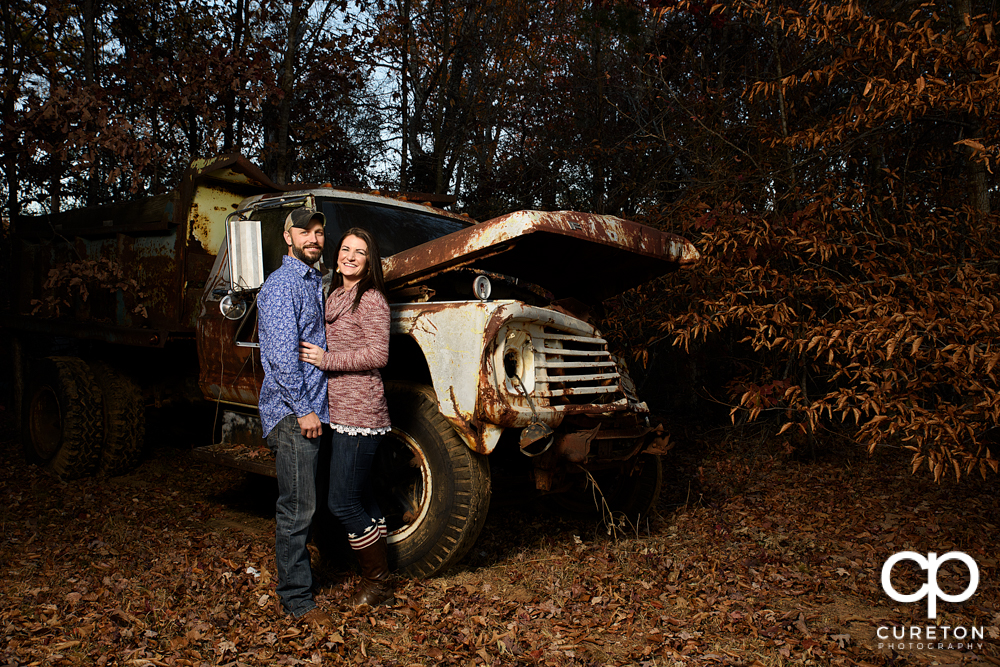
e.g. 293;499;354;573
319;200;468;258
256;197;469;279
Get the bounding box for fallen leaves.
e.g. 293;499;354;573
1;424;998;666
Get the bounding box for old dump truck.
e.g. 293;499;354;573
3;154;699;577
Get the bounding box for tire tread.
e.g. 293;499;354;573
383;382;491;578
23;357;105;479
90;361;146;476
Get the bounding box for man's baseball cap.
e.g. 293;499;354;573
284;208;326;233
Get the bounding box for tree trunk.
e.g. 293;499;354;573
591;3;606;214
223;0;247;152
400;0;410;191
2;0;20;219
968;157;989;214
264;0;305;185
83;0;99;205
952;0;989;213
771;9;795;212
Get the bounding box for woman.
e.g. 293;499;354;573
299;226;392;608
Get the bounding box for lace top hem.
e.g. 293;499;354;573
329;423;391;436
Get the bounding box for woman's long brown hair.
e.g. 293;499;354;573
331;226;386;312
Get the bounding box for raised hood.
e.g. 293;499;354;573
383;209;700;304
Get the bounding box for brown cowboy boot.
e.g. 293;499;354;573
347;535;393;608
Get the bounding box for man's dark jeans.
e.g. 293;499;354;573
268;414;321;617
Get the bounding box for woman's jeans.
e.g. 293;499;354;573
327;430;386;550
268;414;321;618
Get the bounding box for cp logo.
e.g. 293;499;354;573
881;551;979;619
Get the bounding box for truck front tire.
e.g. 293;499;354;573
607;453;664;520
22;356;105;479
374;382;491;577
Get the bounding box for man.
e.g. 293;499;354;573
257;207;331;627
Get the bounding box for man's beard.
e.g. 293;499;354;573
292;243;322;265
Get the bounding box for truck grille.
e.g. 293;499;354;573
533;326;627;412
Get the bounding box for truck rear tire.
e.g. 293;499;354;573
90;361;146;476
8;335;27;433
374;382;491;577
22;356;105;479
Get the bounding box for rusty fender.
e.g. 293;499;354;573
390;300;506;454
390;300;599;454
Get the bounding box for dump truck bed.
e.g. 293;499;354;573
4;155;282;346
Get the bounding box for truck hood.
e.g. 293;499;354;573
382;210;700;304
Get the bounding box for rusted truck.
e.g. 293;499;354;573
3;154;699;576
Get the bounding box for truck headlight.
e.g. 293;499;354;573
502;330;534;394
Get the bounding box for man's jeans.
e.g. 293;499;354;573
268;414;321;617
328;430;385;547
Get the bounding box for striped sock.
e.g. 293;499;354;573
348;524;382;551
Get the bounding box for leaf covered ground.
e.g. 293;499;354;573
2;416;999;667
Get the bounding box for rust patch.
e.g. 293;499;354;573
188;203;214;252
642;424;674;455
221;410;264;446
197;310;263;406
447;386;487;454
383;209;701;303
553;425;601;463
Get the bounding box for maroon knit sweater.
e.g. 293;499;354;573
317;285;390;430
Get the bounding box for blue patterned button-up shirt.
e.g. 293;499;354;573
257;254;329;438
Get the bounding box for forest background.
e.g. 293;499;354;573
2;0;1000;483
